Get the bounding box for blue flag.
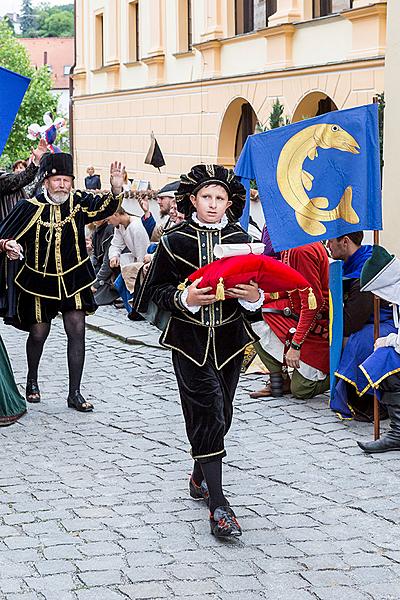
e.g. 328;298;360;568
235;104;382;251
0;66;31;157
328;260;343;406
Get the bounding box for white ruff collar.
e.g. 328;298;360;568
191;212;228;230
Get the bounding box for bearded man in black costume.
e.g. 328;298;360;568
0;153;124;412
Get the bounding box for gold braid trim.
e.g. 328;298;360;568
38;205;81;230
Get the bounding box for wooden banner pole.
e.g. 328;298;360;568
373;229;380;440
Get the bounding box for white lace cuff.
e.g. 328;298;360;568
180;287;201;314
239;289;265;311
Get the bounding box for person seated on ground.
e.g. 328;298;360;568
90;219;118;306
0;139;47;221
107;204;149;319
138;181;179;242
328;232;395;421
85;166;101;191
12;160;27;173
250;238;329;400
356;245;400;453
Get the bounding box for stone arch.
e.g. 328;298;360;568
292;91;338;123
217;97;258;168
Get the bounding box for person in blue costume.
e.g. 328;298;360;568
327;232;396;420
0;238;27;426
356;245;400;452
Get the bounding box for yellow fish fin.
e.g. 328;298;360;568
337;186;359;225
310;196;329;209
296;212;326;236
307;147;318;160
301;170;314;191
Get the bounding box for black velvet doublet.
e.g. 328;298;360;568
0;190;122;328
136;218;258;369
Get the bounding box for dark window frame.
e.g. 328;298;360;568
235;0;254;35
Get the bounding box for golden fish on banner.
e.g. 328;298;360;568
277;123;361;236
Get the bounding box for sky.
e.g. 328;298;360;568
1;0;71;15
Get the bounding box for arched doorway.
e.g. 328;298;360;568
292;91;338;123
217;98;258;168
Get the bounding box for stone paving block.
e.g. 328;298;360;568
33;559;77;575
76;590;125;600
217;575;263;593
314;587;373;600
77;569;123;586
118;582;171;599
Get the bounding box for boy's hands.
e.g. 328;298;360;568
186;277;216;306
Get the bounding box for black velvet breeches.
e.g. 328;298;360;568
172;350;243;463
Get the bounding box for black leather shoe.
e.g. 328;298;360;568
189;478;209;505
210;506;242;538
67;391;94;412
26;379;41;403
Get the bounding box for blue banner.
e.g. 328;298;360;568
235;104;382;251
329;260;343;404
0;66;31;156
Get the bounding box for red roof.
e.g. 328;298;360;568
19;37;74;90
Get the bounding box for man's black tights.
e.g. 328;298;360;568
27;310;85;395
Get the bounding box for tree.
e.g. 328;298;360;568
20;0;36;37
34;3;74;37
255;98;290;134
0;20;59;167
41;11;74;37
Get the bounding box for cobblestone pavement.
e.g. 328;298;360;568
1;318;400;600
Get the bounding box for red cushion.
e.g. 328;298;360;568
188;254;311;293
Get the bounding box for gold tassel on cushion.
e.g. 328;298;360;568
177;278;188;291
308;287;317;310
216;277;225;301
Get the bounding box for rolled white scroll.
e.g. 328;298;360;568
213;242;265;259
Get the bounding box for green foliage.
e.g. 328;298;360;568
376;92;385;172
2;16;15;34
0;21;58;168
20;0;36;37
255;98;290;133
18;0;74;37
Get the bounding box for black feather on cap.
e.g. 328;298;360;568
176;164;246;221
39;153;74;180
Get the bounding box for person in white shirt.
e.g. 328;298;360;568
107;206;149;268
107;205;150;319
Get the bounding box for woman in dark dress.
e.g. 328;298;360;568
0;238;26;426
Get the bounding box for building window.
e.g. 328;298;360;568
235;0;254;35
128;1;140;62
235;102;257;162
313;0;353;18
177;0;192;52
266;0;277;26
64;65;72;76
95;12;104;68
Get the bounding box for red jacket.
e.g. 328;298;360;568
263;242;329;373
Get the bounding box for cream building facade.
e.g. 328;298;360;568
72;0;387;192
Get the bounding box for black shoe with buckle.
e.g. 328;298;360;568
210;506;242;538
67;391;94;412
189;478;209;506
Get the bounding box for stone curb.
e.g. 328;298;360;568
85;317;165;350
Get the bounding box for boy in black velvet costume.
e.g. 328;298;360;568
136;165;264;537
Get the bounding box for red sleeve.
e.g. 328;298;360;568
287;244;329;346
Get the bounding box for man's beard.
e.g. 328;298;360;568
159;207;170;217
48;191;70;205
